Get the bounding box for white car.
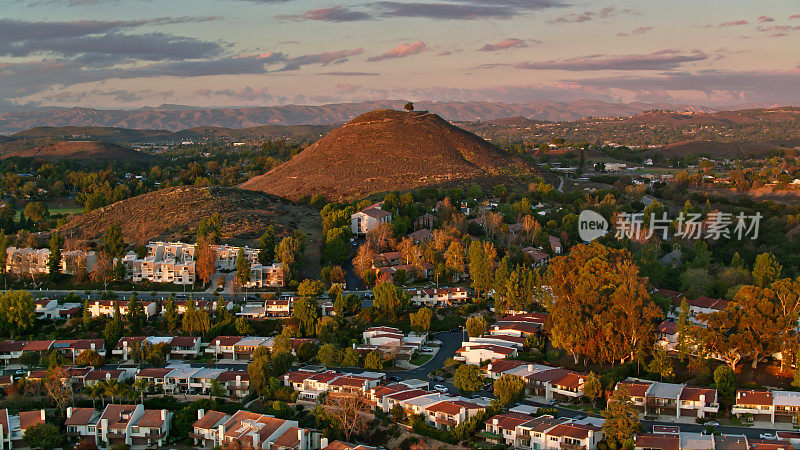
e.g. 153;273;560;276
760;433;777;440
434;385;448;393
704;421;720;427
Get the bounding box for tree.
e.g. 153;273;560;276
325;393;370;442
235;317;253;335
468;241;494;297
182;300;210;337
125;293;146;334
714;365;737;406
297;341;319;362
583;372;603;407
494;374;525;406
335;293;361;317
44;366;71;416
342;348;360;367
364;351;383;371
372;281;407;320
103;223;125;258
466;316;487;338
317;343;341;367
753;252;782;288
298;279;324;298
196;214;221;244
444;241;465;281
792;368;800;391
545;242;663;364
235;248;251;285
603;386;639;446
675;298;692;361
258;226;276;265
647;345;674;381
163;295;178;331
196;240;217;287
410;307;433;333
91;252;115;286
132;378;151;404
19;350;40;369
209;379;224;398
24;202;49;224
292;296;319;337
48;232;63;280
23;422;63;450
391;404;405;421
404;102;414;111
0;290;35;338
454;364;483;394
75;349;103;367
82;299;92;330
276;235;304;283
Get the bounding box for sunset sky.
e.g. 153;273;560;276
2;0;799;109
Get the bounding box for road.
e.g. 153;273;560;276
521;399;782;439
389;330;464;392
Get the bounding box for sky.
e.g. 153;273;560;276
1;0;799;109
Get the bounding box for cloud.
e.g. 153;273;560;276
280;48;363;70
194;86;275;101
318;71;380;76
757;15;774;23
367;41;428;61
479;38;527;51
276;6;372;22
618;26;653;36
548;6;633;24
374;0;565;20
756;24;800;37
718;20;748;27
791;15;800;20
118;53;287;78
516;49;709;71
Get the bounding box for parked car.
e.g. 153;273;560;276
704;421;720;427
760;433;777;440
421;347;435;352
434;385;448;393
546;399;559;406
429;375;444;382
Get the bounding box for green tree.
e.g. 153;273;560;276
75;349;103;367
410;307;433;333
317;343;341;367
235;317;253;335
47;232;63;280
0;290;35;338
103;223;125;257
675;298;692;361
298;279;324;298
258;226;276;265
647;345;674;381
714;365;737;406
292;296;319;337
364;351;384;371
19;351;41;369
82;299;92;330
125;293;146;334
182;299;211;337
583;372;603;407
468;241;494;298
235;248;251;285
603;386;640;446
753;252;782;288
373;281;408;320
196;214;221;244
466;316;487;338
104;301;123;349
792;369;800;391
494;374;525;406
454;364;483;394
163;295;178;331
23;422;63;449
342;348;360;367
24;202;49;224
297;341;319;362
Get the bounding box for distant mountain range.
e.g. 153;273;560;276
0;100;716;132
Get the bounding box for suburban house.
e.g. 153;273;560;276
407;228;433;244
489;313;547;338
0;409;46;448
455;343;517;365
548;235;563;254
237;298;294;318
350;202;392;236
192;409;321;449
481;412;604;449
483;361;589;402
614;379;719;419
86;300;158;319
283;369;384;402
52;339;106;361
65;404;170;448
246;262;286;288
407;287;470;307
685;296;729;324
732;389;800;425
361;327;426;356
522;247;550;267
113;336;201;360
33;299;82;319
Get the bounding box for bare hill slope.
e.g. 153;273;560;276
240;109;531;200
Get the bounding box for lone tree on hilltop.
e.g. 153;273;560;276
404;102;414;111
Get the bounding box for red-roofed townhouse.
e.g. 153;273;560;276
732;390;775;424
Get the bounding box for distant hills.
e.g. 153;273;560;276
0;99;715;133
241;109;533;201
0;139;152;161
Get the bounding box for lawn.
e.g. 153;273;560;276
410;354;432;366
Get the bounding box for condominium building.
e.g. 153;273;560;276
192;409;321;449
65;404;170;448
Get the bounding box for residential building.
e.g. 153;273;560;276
246;262;285;288
361;327;426;355
284;370;384;402
732;390;775;424
454;343;517;365
66;404;170;448
5;247;50;276
522;247;550;267
61;250;98;275
192;409;320;449
86;300;158;319
407;287;469;307
481;412;604;449
615;379;719;419
351;202;392;236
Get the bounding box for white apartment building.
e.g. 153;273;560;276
350;202;392;236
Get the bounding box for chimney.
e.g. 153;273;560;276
528;364;534;371
106;372;111;380
161;409;167;420
493;418;499;425
236;375;241;387
91;343;96;351
197;409;205;420
67;407;73;418
487;364;493;372
320;438;329;448
40;410;45;420
699;394;706;405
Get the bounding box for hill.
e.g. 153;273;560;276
647;140;796;159
0;100;713;132
240;109;532;201
56;185;321;245
0;140;151;161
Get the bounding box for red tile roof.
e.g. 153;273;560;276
193;410;228;430
636;433;680;450
137;409;165;428
426;401;464;415
272;426;302;448
19;410;45;429
22;340;53;352
617;381;652;398
736;389;773;406
487;359;528;374
681;386;717;403
489;412;534;430
657;320;678;335
65;408;98;426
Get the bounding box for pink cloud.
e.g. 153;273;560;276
790;15;800;20
719;20;748;27
757;15;774;23
479;38;527;52
367;41;428;62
